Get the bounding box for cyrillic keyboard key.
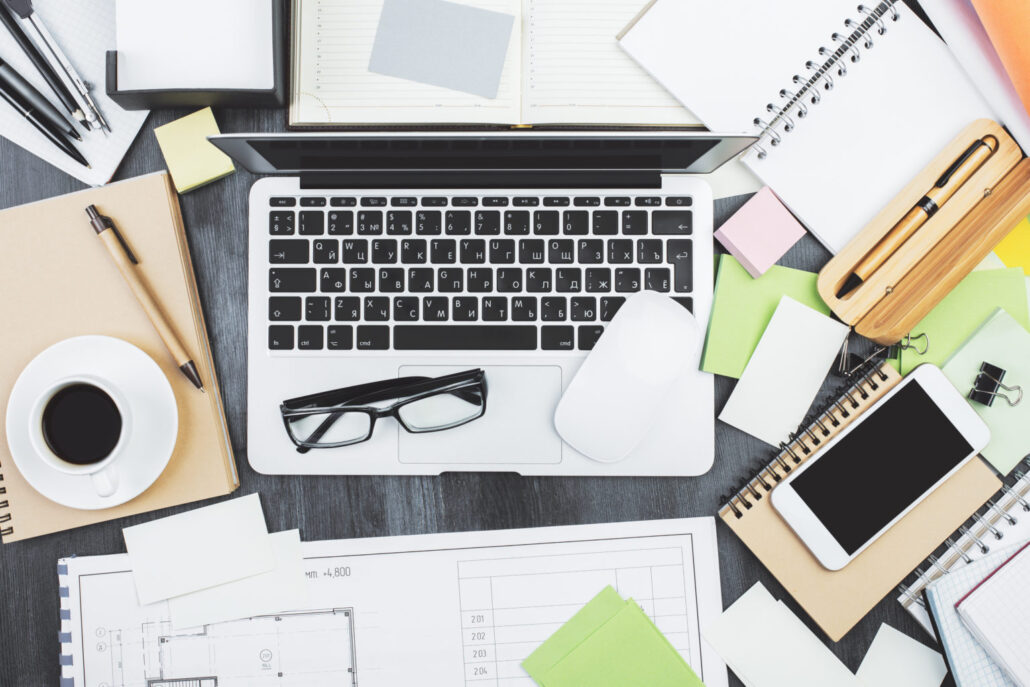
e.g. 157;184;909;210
300;197;327;207
608;239;633;264
394;297;419;322
460;238;486;264
615;268;641;292
571;297;596;321
533;210;559;235
637;239;663;264
504;210;530;235
269;325;294;350
320;268;347;292
489;239;516;264
526;267;552;293
556;267;582;292
416;210;442;235
542;296;567;321
269;268;316;292
408;268;435;292
297;325;323;349
519;239;545;264
269;239;309;264
468;268;493;292
512;296;538;321
269;297;301;321
453;296;479;321
653;210;692;235
645;267;671;292
356;326;390;350
549;239;575;264
372;239;398;264
475;211;500;235
342;239;368;263
578;325;606;350
357;211;383;235
482;296;508;321
313;239;339;264
430;239;456;263
542;326;575;350
423;297;449;321
379;268;404;292
364;296;390;321
394;325;536;350
498;268;523;292
327;325;353;350
348;268;376;292
335;296;360;321
299;211;324;235
445;210;471;235
387;211;412;235
586;268;611;292
401;239;427;264
271;197;296;207
438;267;464;292
577;239;603;264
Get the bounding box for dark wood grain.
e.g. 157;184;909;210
0;108;944;687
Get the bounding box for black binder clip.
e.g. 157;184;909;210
969;362;1022;407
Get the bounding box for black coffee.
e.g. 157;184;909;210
41;384;122;465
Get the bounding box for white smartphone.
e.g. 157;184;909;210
771;364;990;571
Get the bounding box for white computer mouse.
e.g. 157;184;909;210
554;291;701;463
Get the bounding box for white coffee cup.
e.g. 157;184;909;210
27;374;131;498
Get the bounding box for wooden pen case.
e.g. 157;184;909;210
817;119;1030;345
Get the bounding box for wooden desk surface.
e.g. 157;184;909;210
0;108;944;687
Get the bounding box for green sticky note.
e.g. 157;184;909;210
900;268;1030;375
153;107;236;194
943;308;1030;475
523;587;704;687
701;255;828;378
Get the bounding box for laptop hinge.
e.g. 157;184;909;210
300;171;663;190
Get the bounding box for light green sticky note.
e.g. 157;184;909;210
153;107;236;194
523;586;704;687
900;268;1030;375
522;586;625;678
943;309;1030;475
701;255;829;378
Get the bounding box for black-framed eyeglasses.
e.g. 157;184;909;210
280;369;487;453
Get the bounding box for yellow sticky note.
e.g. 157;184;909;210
154;107;235;194
995;216;1030;275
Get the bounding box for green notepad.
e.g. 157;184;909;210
900;268;1030;375
943;308;1030;475
701;255;828;379
522;586;704;687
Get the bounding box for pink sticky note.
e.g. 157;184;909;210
714;187;806;277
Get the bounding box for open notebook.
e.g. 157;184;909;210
619;0;996;254
289;0;699;127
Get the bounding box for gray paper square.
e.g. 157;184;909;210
368;0;515;99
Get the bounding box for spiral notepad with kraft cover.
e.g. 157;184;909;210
717;359;1002;641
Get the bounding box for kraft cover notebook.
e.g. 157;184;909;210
0;172;238;542
718;360;1002;641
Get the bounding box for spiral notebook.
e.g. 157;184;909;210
717;360;1003;641
897;454;1030;636
619;0;996;254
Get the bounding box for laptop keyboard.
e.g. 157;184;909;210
265;193;694;352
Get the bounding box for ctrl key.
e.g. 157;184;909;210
269;325;294;350
356;325;390;350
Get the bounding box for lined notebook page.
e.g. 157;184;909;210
0;0;148;185
957;545;1030;685
291;0;521;125
521;0;698;125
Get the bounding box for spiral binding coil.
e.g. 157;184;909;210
897;454;1030;610
720;358;891;518
0;463;9;538
752;1;901;159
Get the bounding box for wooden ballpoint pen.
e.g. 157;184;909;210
86;205;204;391
836;135;998;299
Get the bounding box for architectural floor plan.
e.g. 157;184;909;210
60;518;725;687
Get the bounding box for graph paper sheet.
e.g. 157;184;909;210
60;518;726;687
925;542;1025;687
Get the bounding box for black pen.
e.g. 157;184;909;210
0;58;88;167
0;56;79;141
0;1;86;131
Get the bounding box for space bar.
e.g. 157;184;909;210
394;325;537;350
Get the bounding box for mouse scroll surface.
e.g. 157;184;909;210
554;292;701;463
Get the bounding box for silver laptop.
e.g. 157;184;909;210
210;132;755;476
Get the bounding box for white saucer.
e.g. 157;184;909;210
6;336;178;510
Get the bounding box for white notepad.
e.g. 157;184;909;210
619;0;995;254
956;543;1030;687
0;0;148;185
719;296;848;446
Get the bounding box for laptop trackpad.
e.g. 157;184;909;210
397;365;562;465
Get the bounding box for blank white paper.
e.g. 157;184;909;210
719;295;848;446
703;582;859;687
115;0;275;90
168;529;308;629
123;493;274;605
855;624;947;687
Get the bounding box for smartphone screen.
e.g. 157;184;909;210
788;380;974;555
